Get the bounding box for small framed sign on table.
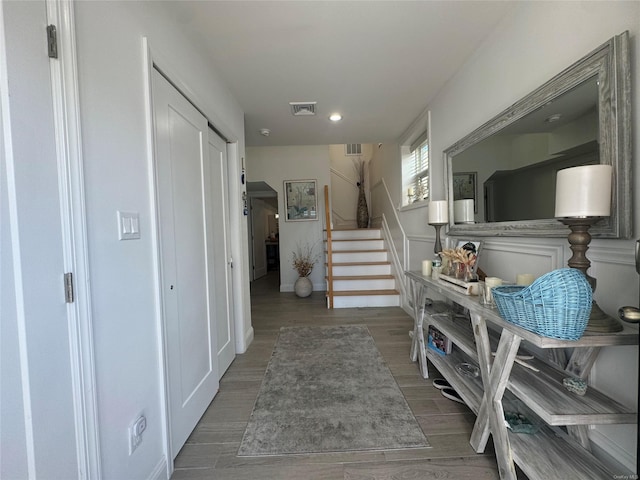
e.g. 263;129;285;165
284;179;318;221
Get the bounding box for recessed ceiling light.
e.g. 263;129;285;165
329;113;342;122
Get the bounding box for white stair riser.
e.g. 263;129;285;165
330;279;396;291
329;229;381;240
330;264;391;276
330;294;400;308
324;229;398;309
327;240;384;251
328;251;387;263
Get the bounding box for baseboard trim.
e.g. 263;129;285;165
589;429;635;474
240;327;254;354
280;283;326;293
148;456;168;480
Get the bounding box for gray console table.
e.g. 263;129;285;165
406;270;637;480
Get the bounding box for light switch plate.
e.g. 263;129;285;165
118;211;141;240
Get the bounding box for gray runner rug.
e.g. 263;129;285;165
237;325;429;456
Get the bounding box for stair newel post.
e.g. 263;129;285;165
324;185;334;309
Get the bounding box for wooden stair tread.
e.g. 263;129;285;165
325;238;380;242
324;249;386;253
325;275;394;280
330;289;399;297
325;261;390;266
324;228;380;232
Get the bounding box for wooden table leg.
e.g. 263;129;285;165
469;316;521;480
566;347;600;379
565;347;601;451
409;279;429;378
547;347;601;451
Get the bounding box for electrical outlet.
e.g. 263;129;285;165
129;415;147;455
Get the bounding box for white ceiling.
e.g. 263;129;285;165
164;1;514;147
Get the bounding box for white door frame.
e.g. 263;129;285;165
44;1;101;477
250;197;269;280
46;0;102;478
1;0;100;477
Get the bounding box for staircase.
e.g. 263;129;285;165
325;228;400;308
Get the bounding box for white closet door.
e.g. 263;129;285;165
152;70;219;457
205;129;236;377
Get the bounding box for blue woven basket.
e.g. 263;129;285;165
491;268;592;340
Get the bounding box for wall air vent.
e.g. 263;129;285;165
289;102;317;116
345;144;362;156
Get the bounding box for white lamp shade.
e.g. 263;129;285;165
454;199;474;223
428;200;448;224
555;164;612;217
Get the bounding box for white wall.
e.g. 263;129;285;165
384;1;639;470
246;146;331;292
73;1;248;478
328;144;373;228
1;6;30;477
369;143;411;302
2;2;82;477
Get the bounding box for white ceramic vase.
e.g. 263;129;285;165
294;276;313;297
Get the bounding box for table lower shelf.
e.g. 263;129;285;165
424;309;636;426
426;348;621;480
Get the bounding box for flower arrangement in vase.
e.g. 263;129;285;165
291;243;320;297
440;247;477;282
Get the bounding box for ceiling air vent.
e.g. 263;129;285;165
289;102;317;116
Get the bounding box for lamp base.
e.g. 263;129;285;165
559;217;623;334
585;300;623;333
430;222;447;256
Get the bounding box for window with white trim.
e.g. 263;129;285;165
402;137;429;206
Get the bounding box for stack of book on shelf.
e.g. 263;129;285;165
427;325;452;355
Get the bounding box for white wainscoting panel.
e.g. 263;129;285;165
586;244;638;316
380;215;405;300
583;244;638;472
407;235;435;270
372;180;408;309
476;239;564;283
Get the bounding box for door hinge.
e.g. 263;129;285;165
64;272;74;303
46;25;58;59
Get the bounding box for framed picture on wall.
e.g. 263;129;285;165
284;179;318;221
453;172;478;212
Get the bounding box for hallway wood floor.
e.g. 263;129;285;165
171;271;503;479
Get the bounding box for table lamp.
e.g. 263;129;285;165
555;164;622;333
428;200;448;256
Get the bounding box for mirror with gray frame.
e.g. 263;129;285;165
444;31;631;238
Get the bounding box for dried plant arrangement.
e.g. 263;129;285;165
291;242;320;277
441;247;477;267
